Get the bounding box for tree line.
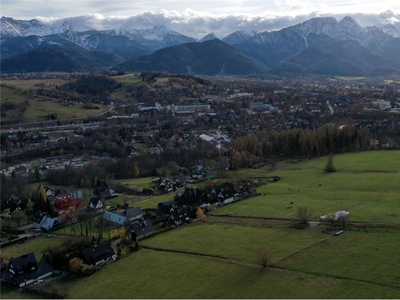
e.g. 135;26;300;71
234;124;370;161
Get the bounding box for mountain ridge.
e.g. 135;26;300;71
2;15;400;76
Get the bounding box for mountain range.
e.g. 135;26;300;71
1;16;400;76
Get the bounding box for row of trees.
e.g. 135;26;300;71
234;124;370;160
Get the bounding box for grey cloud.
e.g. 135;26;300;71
11;9;400;39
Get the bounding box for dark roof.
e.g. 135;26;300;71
157;201;177;213
170;207;190;224
87;196;104;211
3;262;53;286
132;220;155;237
9;253;37;274
80;241;115;265
120;207;143;220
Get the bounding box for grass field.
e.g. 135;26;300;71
1;284;47;299
277;229;400;289
67;248;400;299
1;236;66;260
212;151;400;224
141;223;328;264
115;177;154;188
1;80;107;123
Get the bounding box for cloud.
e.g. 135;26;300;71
2;1;400;39
29;9;399;39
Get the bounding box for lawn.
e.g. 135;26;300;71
0;284;47;299
141;223;329;264
67;249;400;299
0;236;65;260
277;229;400;289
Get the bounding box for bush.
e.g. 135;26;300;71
256;247;273;269
81;265;100;276
324;154;336;173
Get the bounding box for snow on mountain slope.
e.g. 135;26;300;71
382;23;400;38
199;33;219;42
1;17;68;37
222;30;258;45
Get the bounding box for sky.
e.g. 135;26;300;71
2;0;400;38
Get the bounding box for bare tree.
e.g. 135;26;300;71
294;205;314;228
256;247;273;269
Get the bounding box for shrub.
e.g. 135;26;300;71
256;247;273;269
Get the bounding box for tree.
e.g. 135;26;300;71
294;205;314;228
35;185;50;213
69;257;83;273
34;166;41;182
119;226;126;239
256;247;273;269
196;208;206;222
25;199;34;223
324;154;336;173
11;210;24;227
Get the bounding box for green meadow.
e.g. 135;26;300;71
1;236;65;260
141;223;328;264
4;151;400;298
212;151;400;224
1;80;107;123
277;229;400;289
68;247;400;299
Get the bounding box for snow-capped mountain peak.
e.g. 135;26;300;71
199;32;219;42
382;23;400;38
1;16;72;37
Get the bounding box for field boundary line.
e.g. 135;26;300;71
273;265;400;291
274;236;333;264
207;213;293;221
140;245;257;267
346;189;387;210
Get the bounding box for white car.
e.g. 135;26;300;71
33;279;44;286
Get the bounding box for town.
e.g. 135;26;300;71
1;72;400;299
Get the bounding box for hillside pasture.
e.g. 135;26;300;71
141;223;328;264
212;151;400;224
67;248;400;299
69;250;398;299
1;79;107;123
277;229;400;289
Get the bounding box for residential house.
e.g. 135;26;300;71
54;195;81;211
153;201;177;223
79;241;116;267
119;207;143;224
1;252;54;287
87;196;105;214
103;211;127;227
130;219;155;241
37;185;54;197
174;187;205;207
32;211;56;231
6;195;21;214
169;206;190;226
94;185;118;199
209;185;235;205
157;201;177;214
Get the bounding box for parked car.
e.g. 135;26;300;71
33;279;43;285
52;270;61;277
